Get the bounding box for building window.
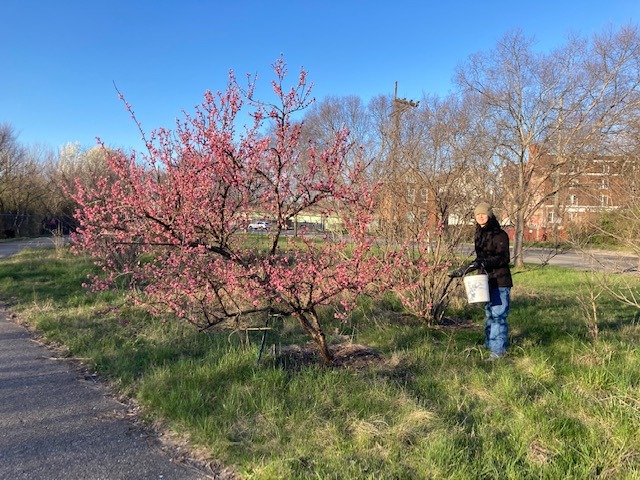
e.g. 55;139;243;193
569;194;578;205
600;177;609;189
420;188;428;204
600;195;609;206
407;187;416;204
547;212;555;224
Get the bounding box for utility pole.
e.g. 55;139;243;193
387;81;419;239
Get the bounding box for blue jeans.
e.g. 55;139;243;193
484;287;511;355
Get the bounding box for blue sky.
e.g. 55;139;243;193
2;0;638;153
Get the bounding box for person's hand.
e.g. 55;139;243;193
466;259;486;272
449;258;486;277
448;267;466;278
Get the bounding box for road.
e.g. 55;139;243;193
7;236;634;273
521;247;639;273
458;243;639;274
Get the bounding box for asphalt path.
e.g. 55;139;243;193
0;237;63;258
0;238;226;480
0;317;216;480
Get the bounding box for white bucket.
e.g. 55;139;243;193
463;274;490;303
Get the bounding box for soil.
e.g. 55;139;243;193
273;315;479;370
274;341;390;370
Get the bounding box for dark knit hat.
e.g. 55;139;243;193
474;201;493;217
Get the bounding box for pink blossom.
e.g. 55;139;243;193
69;58;386;364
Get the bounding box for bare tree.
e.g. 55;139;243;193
413;93;495;229
0;125;56;236
391;93;487;322
455;26;640;267
49;143;112;213
0;124;26;212
365;90;425;240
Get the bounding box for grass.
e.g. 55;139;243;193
1;247;639;479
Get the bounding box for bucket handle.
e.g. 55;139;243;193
462;265;487;277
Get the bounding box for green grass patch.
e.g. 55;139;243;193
0;247;639;479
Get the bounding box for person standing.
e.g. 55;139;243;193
450;201;513;359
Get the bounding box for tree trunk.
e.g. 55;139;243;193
297;311;333;365
513;208;525;268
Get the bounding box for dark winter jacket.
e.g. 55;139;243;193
474;216;513;288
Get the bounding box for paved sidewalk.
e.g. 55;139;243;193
0;312;212;480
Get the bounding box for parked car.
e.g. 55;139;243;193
248;220;270;231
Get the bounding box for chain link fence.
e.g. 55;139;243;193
0;214;76;239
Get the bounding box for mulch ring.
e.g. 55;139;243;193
274;342;388;370
272;317;479;370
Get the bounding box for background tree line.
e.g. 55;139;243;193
0;124;109;237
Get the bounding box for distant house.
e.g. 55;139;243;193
291;211;344;232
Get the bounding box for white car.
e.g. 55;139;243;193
248;220;270;231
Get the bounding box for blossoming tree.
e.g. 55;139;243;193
71;59;387;364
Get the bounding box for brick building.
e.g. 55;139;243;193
526;153;638;240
